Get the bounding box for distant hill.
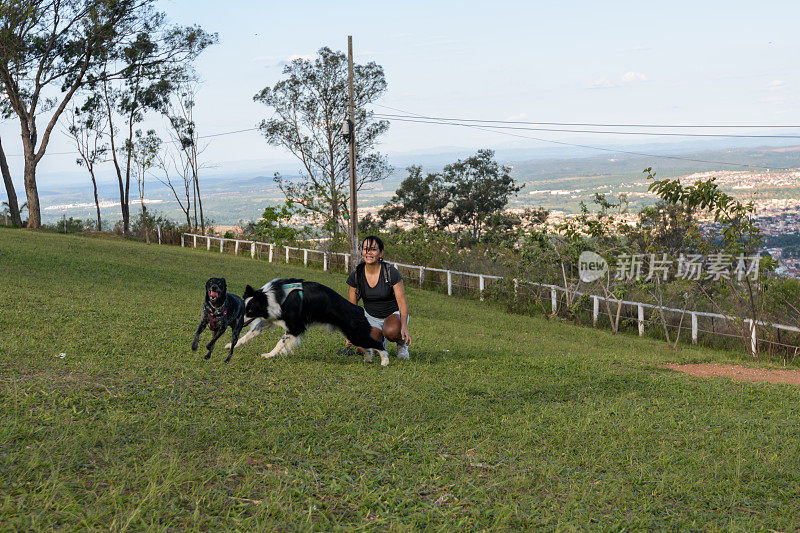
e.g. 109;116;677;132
12;143;800;225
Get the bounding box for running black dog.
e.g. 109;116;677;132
230;278;390;366
192;277;245;363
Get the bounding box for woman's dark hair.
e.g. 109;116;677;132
362;235;384;253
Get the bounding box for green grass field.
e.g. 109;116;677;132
2;228;800;530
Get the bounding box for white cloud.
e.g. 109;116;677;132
621;71;647;83
588;72;648;89
768;79;787;91
251;54;315;67
589;76;618;89
286;54;314;62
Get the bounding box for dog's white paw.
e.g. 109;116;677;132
261;352;277;359
379;351;389;367
363;352;373;363
224;342;232;349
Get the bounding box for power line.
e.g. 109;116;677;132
371;104;792;170
197;127;260;139
1;126;262;157
372;104;800;129
373;113;800;139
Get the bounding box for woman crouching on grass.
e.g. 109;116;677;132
346;235;412;359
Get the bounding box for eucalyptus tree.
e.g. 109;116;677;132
131;128;159;242
165;81;205;232
66;96;107;231
97;21;214;234
254;46;391;241
0;0;214;228
155;143;193;230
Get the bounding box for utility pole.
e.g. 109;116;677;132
347;35;359;266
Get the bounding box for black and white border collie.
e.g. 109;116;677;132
229;278;391;366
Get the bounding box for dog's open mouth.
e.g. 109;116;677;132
209;291;219;299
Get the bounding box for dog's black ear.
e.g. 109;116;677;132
220;278;227;290
243;284;255;298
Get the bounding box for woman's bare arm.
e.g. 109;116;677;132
393;280;411;345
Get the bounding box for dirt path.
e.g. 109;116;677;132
663;363;800;386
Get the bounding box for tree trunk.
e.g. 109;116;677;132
90;172;102;232
23;156;41;228
194;175;205;234
0;138;22;227
124;140;132;235
121;199;130;234
192;181;198;231
141;202;150;244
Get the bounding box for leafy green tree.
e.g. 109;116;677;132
379;165;451;228
246;201;304;244
357;213;385;239
254;46;391;242
626;200;698;255
131;128;160;243
481;207;549;247
645;167;771;356
0;0;214;228
443;149;523;239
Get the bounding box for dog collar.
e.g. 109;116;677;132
207;303;226;329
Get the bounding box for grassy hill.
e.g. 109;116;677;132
2;228;799;529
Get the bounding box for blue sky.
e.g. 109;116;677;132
2;0;799;187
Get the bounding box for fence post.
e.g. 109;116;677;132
303;249;308;266
285;247;290;263
323;253;328;271
234;241;239;256
181;234;185;247
447;271;452;296
513;278;518;301
345;254;349;272
157;225;162;245
479;275;485;301
749;319;757;356
593;296;599;326
551;288;557;314
419;266;424;288
219;238;223;253
207;236;211;251
193;235;197;248
269;244;273;263
251;241;255;258
637;305;644;336
691;313;698;344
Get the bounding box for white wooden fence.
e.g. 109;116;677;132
180;233;800;354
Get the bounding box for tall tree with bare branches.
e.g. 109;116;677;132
66;96;107;230
0;0;214;228
166;81;206;233
254;46;391;241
